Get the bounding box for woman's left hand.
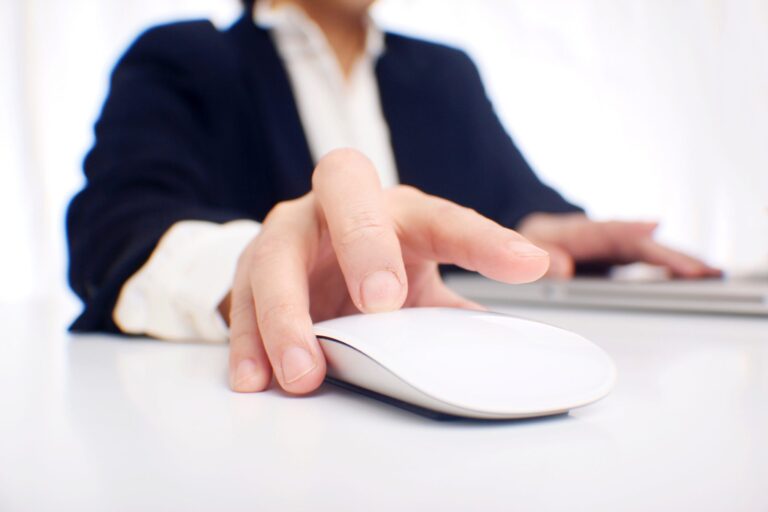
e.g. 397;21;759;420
517;212;722;279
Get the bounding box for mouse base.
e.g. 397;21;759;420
324;377;571;422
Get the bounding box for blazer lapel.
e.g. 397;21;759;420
228;15;314;197
376;34;428;191
228;22;433;196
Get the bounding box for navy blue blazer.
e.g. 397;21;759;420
67;14;582;332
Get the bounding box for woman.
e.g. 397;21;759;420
67;0;718;395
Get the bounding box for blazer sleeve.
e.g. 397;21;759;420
450;49;585;228
379;35;585;231
66;21;249;333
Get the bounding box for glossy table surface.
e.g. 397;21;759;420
1;298;766;511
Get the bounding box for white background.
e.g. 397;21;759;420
2;0;767;307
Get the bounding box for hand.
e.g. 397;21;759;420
517;212;721;279
224;149;550;394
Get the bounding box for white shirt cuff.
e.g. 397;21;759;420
113;219;261;342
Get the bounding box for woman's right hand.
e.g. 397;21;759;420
224;148;551;394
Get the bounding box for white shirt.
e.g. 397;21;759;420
113;2;399;342
257;1;398;187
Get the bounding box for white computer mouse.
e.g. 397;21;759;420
314;307;616;419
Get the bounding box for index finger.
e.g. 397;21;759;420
393;191;550;283
635;238;722;278
312;148;408;313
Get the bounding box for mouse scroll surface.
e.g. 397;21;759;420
314;308;616;419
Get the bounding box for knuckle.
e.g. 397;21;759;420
229;325;258;346
256;235;292;257
310;163;328;188
235;234;298;280
433;197;471;220
228;310;258;343
264;199;299;223
236;229;276;271
229;295;255;324
258;301;301;337
396;184;422;195
391;184;424;201
236;240;260;270
249;235;294;266
337;213;390;249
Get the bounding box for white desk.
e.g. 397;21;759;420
1;300;766;511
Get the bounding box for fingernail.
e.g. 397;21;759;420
508;241;548;257
281;346;317;384
232;358;261;392
360;270;402;312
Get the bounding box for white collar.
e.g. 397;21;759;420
253;0;385;60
